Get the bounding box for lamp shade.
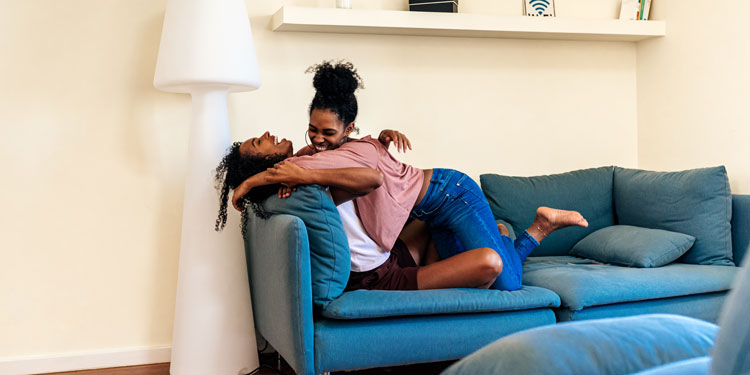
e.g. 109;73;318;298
154;0;261;93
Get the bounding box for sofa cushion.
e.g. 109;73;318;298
732;194;750;265
613;166;733;266
260;185;350;308
711;257;750;375
316;309;557;372
634;357;712;375
320;286;560;320
522;256;738;311
480;167;615;256
569;225;695;268
443;314;718;375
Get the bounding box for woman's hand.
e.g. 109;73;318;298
378;129;412;153
278;185;297;199
268;161;310;186
232;180;253;211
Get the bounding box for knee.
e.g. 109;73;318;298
477;248;503;279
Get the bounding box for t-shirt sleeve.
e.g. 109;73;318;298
289;140;379;170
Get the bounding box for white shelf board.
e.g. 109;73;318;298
271;6;665;42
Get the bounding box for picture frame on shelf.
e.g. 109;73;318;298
524;0;555;17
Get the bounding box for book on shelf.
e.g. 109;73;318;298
619;0;651;20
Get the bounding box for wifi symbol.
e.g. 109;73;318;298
529;0;550;15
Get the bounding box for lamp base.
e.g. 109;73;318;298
169;89;258;375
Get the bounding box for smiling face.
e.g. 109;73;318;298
307;108;355;152
239;131;294;158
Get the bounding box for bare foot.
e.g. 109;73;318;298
527;207;588;242
497;223;510;237
536;207;588;230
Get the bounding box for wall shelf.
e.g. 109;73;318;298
271;6;665;42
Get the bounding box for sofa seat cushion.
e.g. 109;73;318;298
320;286;560;320
523;256;738;311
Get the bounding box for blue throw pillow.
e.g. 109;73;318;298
614;166;733;266
260;185;350;308
480;167;615;256
442;314;718;375
570;225;696;268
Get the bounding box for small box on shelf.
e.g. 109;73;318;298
409;0;458;13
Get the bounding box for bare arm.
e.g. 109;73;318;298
232;161;383;211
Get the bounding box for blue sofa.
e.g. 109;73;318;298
242;166;749;375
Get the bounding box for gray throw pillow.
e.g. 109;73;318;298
570;225;696;268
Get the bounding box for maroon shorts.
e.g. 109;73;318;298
345;239;419;291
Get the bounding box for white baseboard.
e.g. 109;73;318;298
0;346;171;375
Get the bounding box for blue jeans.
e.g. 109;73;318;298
410;168;539;291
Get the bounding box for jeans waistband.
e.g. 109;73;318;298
428;168;455;190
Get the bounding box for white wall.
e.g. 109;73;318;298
637;0;750;193
0;0;637;368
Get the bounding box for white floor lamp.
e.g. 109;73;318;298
153;0;260;374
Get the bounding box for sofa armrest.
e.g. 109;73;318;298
244;214;315;375
732;194;750;264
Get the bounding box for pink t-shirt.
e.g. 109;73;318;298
288;136;425;250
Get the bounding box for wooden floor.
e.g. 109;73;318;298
43;363;171;375
41;354;454;374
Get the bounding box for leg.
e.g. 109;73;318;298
417;248;503;289
398;219;433;266
421;174;524;290
422;240;440;266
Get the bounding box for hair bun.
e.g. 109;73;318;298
307;60;363;98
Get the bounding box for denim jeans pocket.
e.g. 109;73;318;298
412;191;450;218
452;175;487;203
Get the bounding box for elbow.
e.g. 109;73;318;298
359;170;384;195
371;171;384;191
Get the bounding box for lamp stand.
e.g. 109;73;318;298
170;88;259;375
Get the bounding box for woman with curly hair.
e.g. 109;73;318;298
220;60;589;292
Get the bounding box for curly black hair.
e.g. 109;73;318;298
214;142;288;235
306;60;364;126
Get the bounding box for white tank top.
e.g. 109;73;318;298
336;200;390;272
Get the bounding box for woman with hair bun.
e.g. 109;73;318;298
219;60;589;292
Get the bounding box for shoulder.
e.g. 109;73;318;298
345;135;383;152
295;145;315;157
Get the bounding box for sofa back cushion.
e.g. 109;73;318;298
259;184;350;307
613;166;733;266
480;167;615;256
